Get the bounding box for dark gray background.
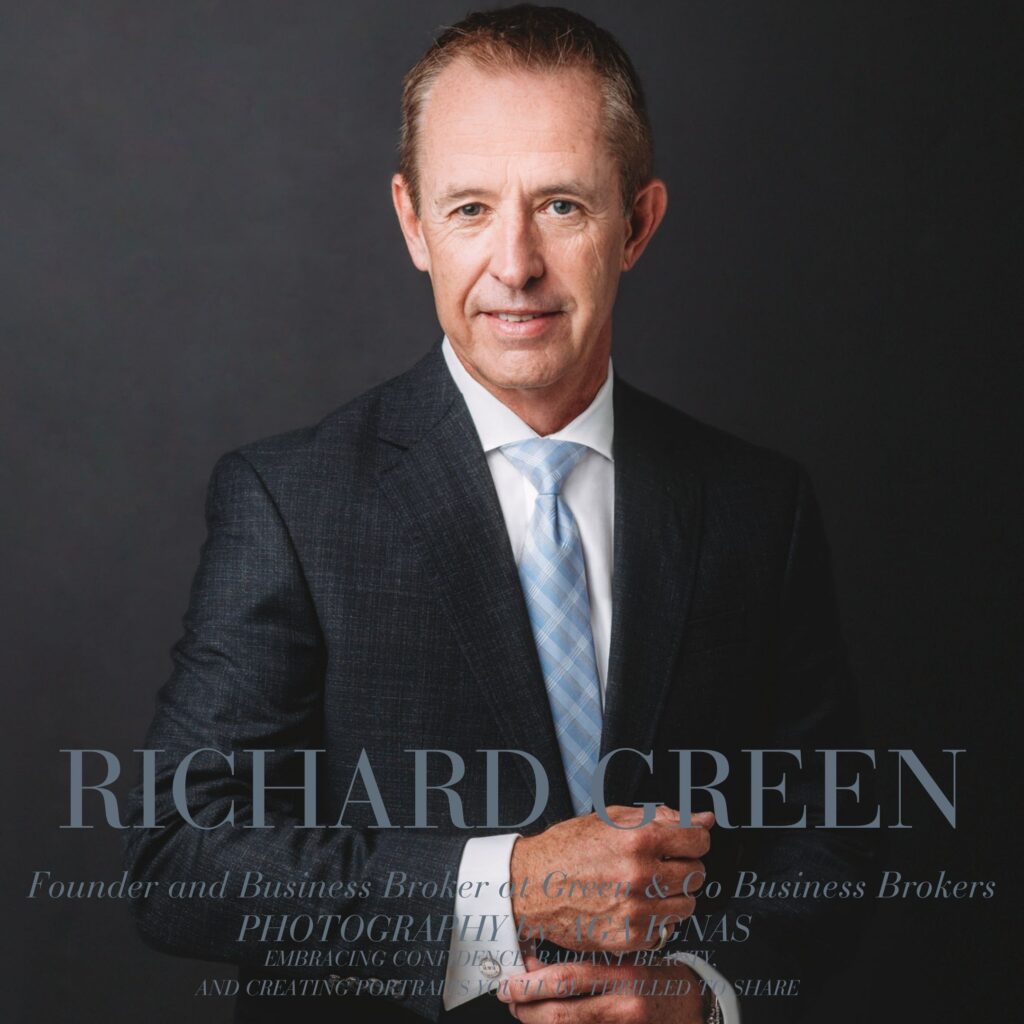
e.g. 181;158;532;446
2;1;1019;1020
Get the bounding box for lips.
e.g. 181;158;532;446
483;309;560;320
480;309;562;337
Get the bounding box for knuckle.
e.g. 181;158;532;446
627;896;648;918
551;1004;574;1024
548;967;572;989
622;828;647;854
628;866;650;891
620;996;648;1023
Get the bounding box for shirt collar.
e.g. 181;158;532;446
441;336;614;461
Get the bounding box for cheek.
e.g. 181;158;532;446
430;233;487;308
429;259;471;309
557;232;620;305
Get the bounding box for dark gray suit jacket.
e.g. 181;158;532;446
126;345;871;1023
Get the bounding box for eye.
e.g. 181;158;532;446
456;203;483;217
549;199;578;216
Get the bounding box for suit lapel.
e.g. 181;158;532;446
375;348;575;823
600;378;704;805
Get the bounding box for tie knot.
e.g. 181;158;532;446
501;439;589;495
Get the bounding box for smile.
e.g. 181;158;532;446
481;310;563;339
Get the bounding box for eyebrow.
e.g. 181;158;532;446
432;180;601;211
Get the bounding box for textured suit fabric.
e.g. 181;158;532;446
125;344;871;1023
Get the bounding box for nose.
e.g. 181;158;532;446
487;209;544;290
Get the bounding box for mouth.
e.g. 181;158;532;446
496;313;544;322
485;310;560;322
480;309;563;339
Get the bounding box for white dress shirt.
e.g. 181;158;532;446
441;337;615;694
439;338;737;1021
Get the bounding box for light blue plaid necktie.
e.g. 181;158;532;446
501;439;602;816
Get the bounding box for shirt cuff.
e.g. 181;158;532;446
442;833;525;1011
664;951;740;1023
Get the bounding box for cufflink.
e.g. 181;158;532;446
479;953;502;979
326;974;358;991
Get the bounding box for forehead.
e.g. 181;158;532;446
417;60;614;192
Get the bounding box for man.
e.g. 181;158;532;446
126;7;870;1023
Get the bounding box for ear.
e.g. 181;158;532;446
391;173;431;272
621;178;668;271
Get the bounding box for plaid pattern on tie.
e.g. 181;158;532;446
501;439;602;815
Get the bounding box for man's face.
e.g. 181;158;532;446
393;61;662;409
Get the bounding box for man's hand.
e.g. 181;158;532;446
510;806;713;950
497;955;706;1023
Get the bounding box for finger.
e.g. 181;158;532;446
641;896;699;942
647;858;706;895
600;804;657;824
499;963;581;1004
651;807;715;830
499;961;640;1005
647;820;712;859
513;994;645;1024
601;805;713;837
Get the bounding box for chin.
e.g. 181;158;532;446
454;335;577;393
485;360;567;394
494;374;558;394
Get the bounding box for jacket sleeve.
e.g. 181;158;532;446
123;451;465;1021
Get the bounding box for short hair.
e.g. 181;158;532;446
399;4;654;214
